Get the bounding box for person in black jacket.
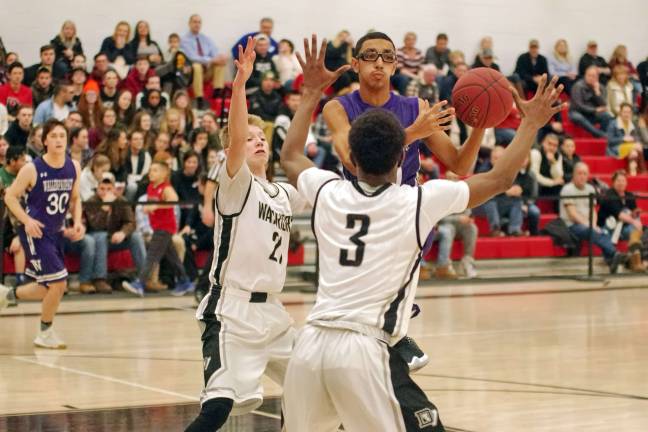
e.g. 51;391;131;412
100;21;136;65
50;20;84;74
23;45;66;87
4;105;32;147
127;21;164;68
516;155;541;235
578;41;611;85
514;39;549;93
249;71;284;123
246;35;278;91
568;66;613;138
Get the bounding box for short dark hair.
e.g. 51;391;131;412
354;32;395;57
7;62;24;74
6;145;26;163
69;127;87;142
40;44;55;54
436;33;448;41
36;67;51;77
53;80;72;97
42;119;68;145
279;39;294;53
612;169;627;182
619;102;634;111
190;127;208;144
183;149;200;164
168;33;180;40
93;52;108;61
348;109;404;176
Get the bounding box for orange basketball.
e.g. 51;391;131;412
451;67;513;128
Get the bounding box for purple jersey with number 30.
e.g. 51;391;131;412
337;90;421;186
26;157;76;233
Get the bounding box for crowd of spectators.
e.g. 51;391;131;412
1;19;647;288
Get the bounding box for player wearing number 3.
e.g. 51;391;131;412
0;119;82;349
184;37;309;431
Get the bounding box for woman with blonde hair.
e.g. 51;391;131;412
548;39;577;94
99;21;135;66
96;127;129;183
609;44;642;95
50;20;84;67
170;90;195;135
608;64;635;117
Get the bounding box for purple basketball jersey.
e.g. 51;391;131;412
337;90;421;186
26;156;77;233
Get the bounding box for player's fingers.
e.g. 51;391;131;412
233;60;241;70
319;38;327;65
311;34;318;60
536;74;548;97
295;51;306;69
303;38;311;62
334;65;352;78
36;221;45;228
509;84;525;113
430;100;447;113
237;44;244;61
247;36;256;53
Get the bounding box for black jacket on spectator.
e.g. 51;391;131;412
578;54;609;84
597;188;637;228
171;170;200;228
562;153;582;183
100;37;136;64
515;169;538;204
4;122;29;147
248;89;284;122
31;83;53;107
514;53;549;91
569;79;607;115
439;72;459;103
247;54;278;90
50;35;84;63
23;63;66;87
472;57;500;71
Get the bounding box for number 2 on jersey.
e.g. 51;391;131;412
269;231;283;264
339;214;370;267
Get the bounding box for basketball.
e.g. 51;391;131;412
451;67;514;128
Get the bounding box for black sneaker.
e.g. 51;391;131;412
608;252;627;274
393;336;429;372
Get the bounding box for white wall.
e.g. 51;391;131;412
3;0;647;73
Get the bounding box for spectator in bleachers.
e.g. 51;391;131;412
231;17;278;59
121;56;154;100
96;127;128;184
31;68;54;107
246;34;279;92
89;107;116;149
135;74;170;110
0;52;19;85
424;33;451;73
90;53;110;83
324;30;355;93
514;39;549;94
517;154;541;235
494;96;520;145
471;48;499;71
434;209;478;280
127;21;163;68
180;174;214;280
23;45;64;87
448;50;466;73
560;136;581;184
114;89;135;127
130;111;155;150
172;150;200;227
156;33;192;96
548;39;577;95
50;21;84;73
0;136;7;166
638;57;648;111
607;64;635;118
67;54;87;76
100;21;135;66
0;145;27;285
0;63;33;117
0;103;8;134
249;71;284;139
569;66;613;138
100;69;119;109
181;14;227;105
125;130;151;200
200;111;221;149
69;127;93;166
560;162;625;273
85;172;147;292
472;36;494;69
26;124;43;160
272;39;301;88
578;41;610;84
392;32;424;95
5;105;32;147
531;133;564;199
64;111;83;131
0;145;24;186
598;169;645;272
405;65;439;104
608;45;640;92
80;154;111;201
171;90;195;136
77;80;103;129
186;128;210;169
70;67;87;104
141;89;166;129
606;102;646;175
271;91;300;159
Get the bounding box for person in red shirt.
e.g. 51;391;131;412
122;159;194;297
494;94;521;146
0;63;33;117
120;56;155;99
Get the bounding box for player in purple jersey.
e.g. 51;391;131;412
323;32;486;372
0;119;82;349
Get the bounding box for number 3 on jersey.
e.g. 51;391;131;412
46;192;70;215
339;214;370;267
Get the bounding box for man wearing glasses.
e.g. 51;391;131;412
322;32;485;372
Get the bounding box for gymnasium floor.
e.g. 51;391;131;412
1;277;648;431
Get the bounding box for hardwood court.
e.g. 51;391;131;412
1;277;648;431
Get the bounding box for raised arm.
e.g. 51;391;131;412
226;37;257;178
423;124;484;175
281;34;350;187
466;75;564;208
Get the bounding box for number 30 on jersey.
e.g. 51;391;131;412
46;192;70;215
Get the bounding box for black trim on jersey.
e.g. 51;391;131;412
382;254;422;335
387;345;445;431
310;178;340;242
201;286;223;385
351;179;392;197
415;186;423;250
215;176;252;217
256;178;280;198
212;217;234;285
276;183;291;201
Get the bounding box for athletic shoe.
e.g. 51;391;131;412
171;280;195;297
393;336;429;372
461;256;478;279
34;328;67;349
0;284;11;311
435;265;458;280
608;252;627;274
122;280;145;297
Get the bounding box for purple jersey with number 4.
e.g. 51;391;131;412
26;156;76;233
337;90;421;186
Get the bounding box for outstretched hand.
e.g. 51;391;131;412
233;37;257;86
296;34;351;94
408;100;455;141
510;75;565;129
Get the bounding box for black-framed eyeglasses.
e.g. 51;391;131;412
356;50;397;63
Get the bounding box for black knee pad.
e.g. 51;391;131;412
185;398;234;432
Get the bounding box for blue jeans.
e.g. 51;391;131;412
568;223;617;261
474;196;523;234
568;110;613;138
436;220;478;266
89;231;147;280
494;128;516;145
64;235;96;283
525;203;541;235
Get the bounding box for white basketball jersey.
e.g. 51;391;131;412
297;168;469;345
208;163;306;293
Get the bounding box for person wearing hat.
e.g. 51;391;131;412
83;171;147;294
33;80;74;125
578;40;611;85
247;34;279;91
514;39;550;93
248;70;284;143
77;79;103;129
472;47;500;71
